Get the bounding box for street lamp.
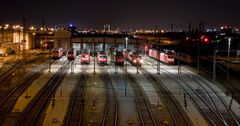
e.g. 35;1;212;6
125;37;128;96
226;37;232;95
125;37;128;50
93;42;96;74
212;39;220;82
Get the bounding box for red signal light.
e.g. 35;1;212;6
204;37;208;42
144;45;148;50
200;35;209;43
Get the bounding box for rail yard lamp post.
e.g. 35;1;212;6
212;40;219;82
125;37;128;50
197;39;200;74
125;37;128;96
226;37;232;95
93;42;96;74
155;26;160;75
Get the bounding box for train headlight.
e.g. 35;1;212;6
134;59;137;63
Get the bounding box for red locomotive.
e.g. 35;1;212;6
124;50;142;66
52;48;63;60
148;49;175;64
114;51;124;66
97;51;107;65
80;49;90;64
67;48;77;61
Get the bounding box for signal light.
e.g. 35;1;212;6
144;45;148;50
204;37;208;42
200;35;209;43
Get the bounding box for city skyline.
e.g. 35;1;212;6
1;0;239;30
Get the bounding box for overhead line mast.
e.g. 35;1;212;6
22;18;26;73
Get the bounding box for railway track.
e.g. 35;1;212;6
100;67;118;126
123;67;157;126
0;60;22;82
144;57;232;125
0;54;47;83
65;66;87;126
160;68;228;126
179;68;240;126
0;64;46;125
17;61;70;126
140;67;192;126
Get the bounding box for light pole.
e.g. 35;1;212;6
22;19;27;73
93;42;96;74
155;25;160;75
197;39;200;74
226;37;232;95
125;37;128;50
125;37;128;96
178;47;181;74
212;40;219;82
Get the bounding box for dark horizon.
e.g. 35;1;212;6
1;0;239;31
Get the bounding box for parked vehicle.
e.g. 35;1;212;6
52;48;63;60
114;51;124;65
80;49;90;64
67;48;77;61
148;49;175;64
124;50;142;66
97;51;107;65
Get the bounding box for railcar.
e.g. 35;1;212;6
127;50;142;66
52;48;63;60
148;49;175;64
163;49;175;64
67;48;77;61
114;51;124;65
80;49;90;64
97;51;107;65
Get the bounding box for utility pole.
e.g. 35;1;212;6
178;47;181;74
226;37;232;95
93;42;96;74
188;22;191;33
71;61;74;74
155;25;160;75
48;48;51;73
213;47;217;81
170;24;174;32
198;22;202;32
22;18;26;73
125;37;128;96
197;39;200;74
184;93;187;109
212;40;219;82
198;21;205;33
136;39;139;74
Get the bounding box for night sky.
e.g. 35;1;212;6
1;0;239;30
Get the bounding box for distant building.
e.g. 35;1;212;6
103;24;111;33
0;30;34;52
53;30;71;51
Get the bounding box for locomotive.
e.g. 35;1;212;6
148;49;175;64
97;51;107;65
67;48;77;61
124;50;142;66
80;49;90;64
114;51;124;66
52;48;63;60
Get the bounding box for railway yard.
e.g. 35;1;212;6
0;51;240;126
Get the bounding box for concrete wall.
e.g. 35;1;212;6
54;30;71;52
